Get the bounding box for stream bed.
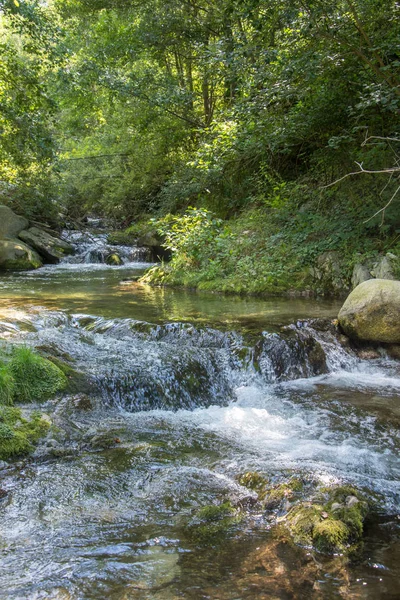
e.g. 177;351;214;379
0;233;399;599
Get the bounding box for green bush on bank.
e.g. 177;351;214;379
141;181;400;296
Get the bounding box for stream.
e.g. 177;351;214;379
0;231;399;599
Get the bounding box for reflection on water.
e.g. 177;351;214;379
0;264;342;330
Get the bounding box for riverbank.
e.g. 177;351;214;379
118;191;399;297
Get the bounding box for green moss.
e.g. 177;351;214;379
105;253;123;265
286;504;324;546
0;406;50;460
238;471;269;498
264;478;304;508
312;519;350;553
285;485;370;555
0;364;15;405
188;501;241;544
10;347;67;402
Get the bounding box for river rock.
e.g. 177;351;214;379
0;205;29;238
311;251;347;294
351;263;372;289
0;238;42;270
137;230;171;261
105;252;123;265
371;253;399;280
338;279;400;343
19;227;74;264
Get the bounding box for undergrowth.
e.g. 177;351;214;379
140;181;400;296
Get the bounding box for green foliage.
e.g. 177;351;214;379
0;405;50;460
9;347;67;402
142;181;399;295
0;363;15;405
1;0;399;261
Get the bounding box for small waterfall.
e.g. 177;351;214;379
8;311;365;413
254;319;357;383
61;230;153;265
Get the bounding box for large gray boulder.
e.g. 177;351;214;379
0;239;42;270
338;279;400;343
0;205;28;238
19;227;73;264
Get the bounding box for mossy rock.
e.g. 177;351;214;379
285;485;369;555
238;472;304;508
105;252;123;266
0;406;50;460
338;279;400;343
10;347;67;402
263;478;304;509
44;355;97;395
238;471;270;498
312;519;350;553
187;501;242;544
0;238;42;271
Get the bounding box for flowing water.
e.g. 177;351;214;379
0;232;399;599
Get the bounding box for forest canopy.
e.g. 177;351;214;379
0;0;398;228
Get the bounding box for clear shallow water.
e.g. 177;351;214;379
0;266;342;331
0;237;399;599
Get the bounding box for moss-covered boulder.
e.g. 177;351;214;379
286;486;369;554
0;238;42;270
19;227;73;264
0;406;50;460
0;205;28;238
105;252;123;265
9;347;67;402
338;279;400;343
187;501;241;544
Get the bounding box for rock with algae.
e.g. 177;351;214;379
187;501;242;544
0;406;50;460
286;485;369;554
238;472;370;555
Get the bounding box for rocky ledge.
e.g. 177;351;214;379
0;205;74;270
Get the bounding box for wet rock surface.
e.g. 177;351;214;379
0;238;42;270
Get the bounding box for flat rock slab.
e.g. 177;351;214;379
338;279;400;344
19;227;74;263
